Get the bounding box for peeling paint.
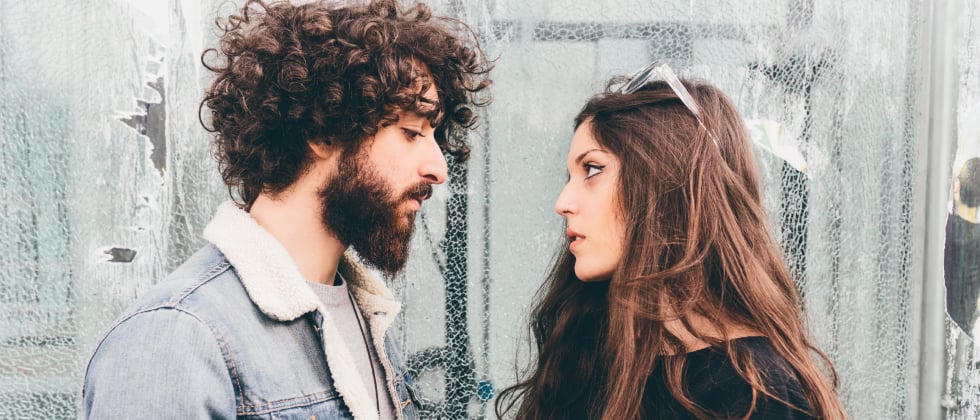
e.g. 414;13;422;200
118;75;167;175
103;247;137;263
116;39;168;176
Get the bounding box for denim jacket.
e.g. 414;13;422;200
82;201;421;419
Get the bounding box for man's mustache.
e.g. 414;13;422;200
404;182;433;203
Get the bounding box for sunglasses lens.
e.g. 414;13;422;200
617;61;720;148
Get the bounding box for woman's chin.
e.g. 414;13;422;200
574;267;613;282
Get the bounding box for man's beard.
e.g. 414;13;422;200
319;149;432;276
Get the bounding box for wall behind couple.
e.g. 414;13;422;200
1;0;976;418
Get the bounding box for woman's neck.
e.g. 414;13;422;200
662;314;762;355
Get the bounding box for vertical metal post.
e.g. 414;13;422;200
917;0;961;418
442;160;476;416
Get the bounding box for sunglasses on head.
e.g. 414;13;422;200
617;61;719;147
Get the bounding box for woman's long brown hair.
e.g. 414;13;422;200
495;80;847;419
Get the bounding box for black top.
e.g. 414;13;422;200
642;336;815;419
944;213;980;333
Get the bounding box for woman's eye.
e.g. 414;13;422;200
585;164;604;179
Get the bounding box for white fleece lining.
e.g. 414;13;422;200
203;201;403;420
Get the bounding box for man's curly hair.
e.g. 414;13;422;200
200;0;492;206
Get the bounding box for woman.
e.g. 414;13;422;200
496;62;846;419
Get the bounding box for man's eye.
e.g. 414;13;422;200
585;164;604;179
402;128;422;140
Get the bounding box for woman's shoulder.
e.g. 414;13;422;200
658;336;816;419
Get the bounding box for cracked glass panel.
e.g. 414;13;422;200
944;0;980;417
0;0;925;418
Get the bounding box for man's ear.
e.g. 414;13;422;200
308;139;337;161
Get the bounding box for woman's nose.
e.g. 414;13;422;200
555;185;574;215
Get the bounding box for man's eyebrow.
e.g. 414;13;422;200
574;148;606;165
399;111;425;123
401;108;442;128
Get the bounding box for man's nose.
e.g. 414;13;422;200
420;138;448;184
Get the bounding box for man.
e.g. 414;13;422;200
82;0;491;418
946;157;980;336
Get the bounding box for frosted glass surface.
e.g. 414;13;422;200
0;0;935;418
943;0;980;417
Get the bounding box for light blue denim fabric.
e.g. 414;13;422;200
82;245;421;419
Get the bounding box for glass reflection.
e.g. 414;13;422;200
945;157;980;337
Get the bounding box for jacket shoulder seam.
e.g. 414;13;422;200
83;305;242;404
167;259;232;306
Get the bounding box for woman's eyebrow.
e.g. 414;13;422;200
574;148;606;165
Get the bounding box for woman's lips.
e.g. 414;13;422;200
566;228;585;250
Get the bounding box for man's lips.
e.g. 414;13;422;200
405;183;433;210
408;196;424;210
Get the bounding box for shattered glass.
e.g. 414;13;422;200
0;0;942;418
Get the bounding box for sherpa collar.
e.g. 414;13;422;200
202;201;401;322
202;201;403;420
